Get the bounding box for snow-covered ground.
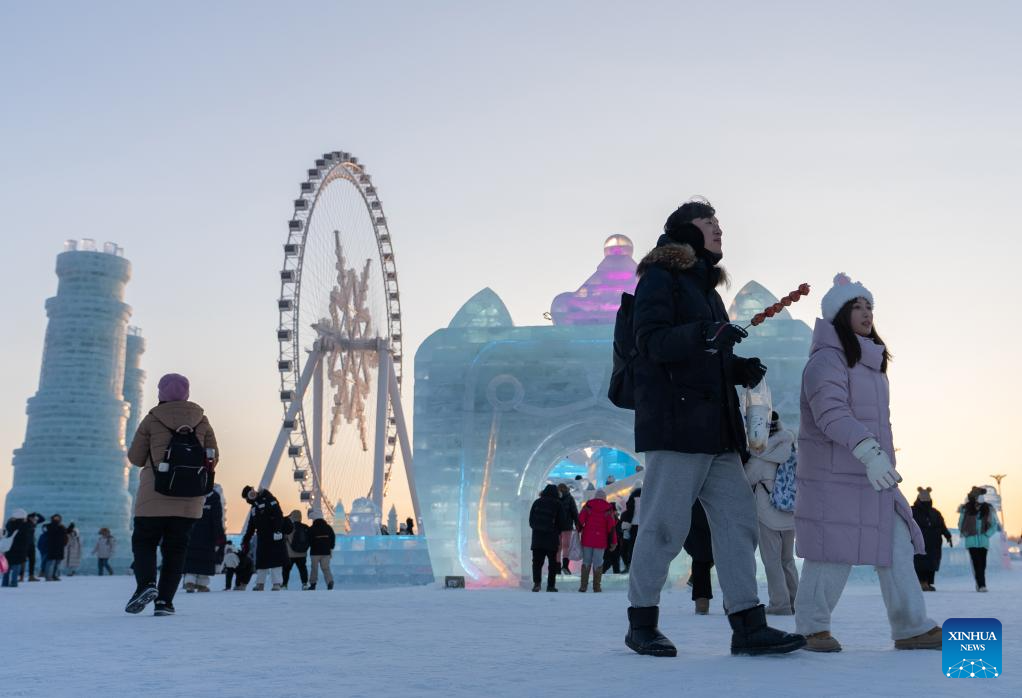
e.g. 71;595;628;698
2;568;1019;697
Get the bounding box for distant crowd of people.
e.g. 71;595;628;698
1;511;117;587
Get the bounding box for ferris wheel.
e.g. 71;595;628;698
258;150;420;529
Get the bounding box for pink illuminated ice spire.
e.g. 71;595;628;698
550;235;638;325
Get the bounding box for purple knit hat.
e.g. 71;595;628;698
158;373;190;402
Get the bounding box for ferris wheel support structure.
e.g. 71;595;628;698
259;332;422;534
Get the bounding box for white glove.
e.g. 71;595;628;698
852;438;902;491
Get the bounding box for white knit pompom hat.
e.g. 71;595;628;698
821;273;874;322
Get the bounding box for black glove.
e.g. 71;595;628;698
742;358;767;388
704;322;748;354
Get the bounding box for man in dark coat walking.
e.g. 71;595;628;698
529;484;567;592
43;514;68;581
624;199;804;658
241;486;292;591
911;487;952;591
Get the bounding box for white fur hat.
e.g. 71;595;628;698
821;273;874;322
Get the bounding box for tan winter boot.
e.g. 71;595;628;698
579;564;590;592
593;569;602;593
804;631;842;652
694;598;710;615
894;626;942;650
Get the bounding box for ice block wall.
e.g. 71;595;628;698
123;327;146;500
5;240;135;572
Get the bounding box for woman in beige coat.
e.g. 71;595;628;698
124;373;219;616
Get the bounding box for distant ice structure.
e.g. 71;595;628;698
348;497;382;536
123;327;146;502
4;240;143;572
327;535;433;587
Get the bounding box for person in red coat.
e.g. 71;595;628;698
578;490;618;593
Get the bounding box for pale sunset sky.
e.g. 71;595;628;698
1;1;1020;533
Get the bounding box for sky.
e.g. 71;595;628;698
1;1;1020;533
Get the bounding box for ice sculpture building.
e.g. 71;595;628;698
5;240;143;571
123;327;147;500
413;235;814;586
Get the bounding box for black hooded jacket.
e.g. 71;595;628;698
44;522;68;560
530;485;568;552
2;518;32;565
912;500;951;572
309;519;337;556
241;489;293;570
632;240;758;456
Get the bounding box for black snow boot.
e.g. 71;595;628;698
625;606;677;657
728;605;806;656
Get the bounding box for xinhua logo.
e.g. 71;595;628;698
943;618;1001;678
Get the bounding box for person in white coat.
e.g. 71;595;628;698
744;412;799;615
63;524;82;576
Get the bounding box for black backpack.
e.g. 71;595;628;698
290;524;310;553
152;420;214;498
608;292;637;409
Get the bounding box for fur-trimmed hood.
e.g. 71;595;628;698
636;241;729;288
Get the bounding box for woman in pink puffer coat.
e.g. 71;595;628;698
793;274;939;653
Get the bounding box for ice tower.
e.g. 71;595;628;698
5;240;135;571
122;327;146;499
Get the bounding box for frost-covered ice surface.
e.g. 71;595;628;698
1;570;1019;697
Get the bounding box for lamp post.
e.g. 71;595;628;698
990;474;1007;531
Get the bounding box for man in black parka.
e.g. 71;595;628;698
241;486;293;591
624;200;804;658
529;484;567;592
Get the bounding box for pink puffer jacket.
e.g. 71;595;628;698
795;319;924;566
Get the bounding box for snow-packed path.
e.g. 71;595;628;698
2;569;1019;697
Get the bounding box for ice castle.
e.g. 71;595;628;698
413;236;813;585
4;240;145;572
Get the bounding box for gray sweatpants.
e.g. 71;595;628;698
628;450;760;614
758;524;798;614
310;555;333;585
795;517;936;640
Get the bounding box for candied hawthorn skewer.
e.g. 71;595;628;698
746;283;811;328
